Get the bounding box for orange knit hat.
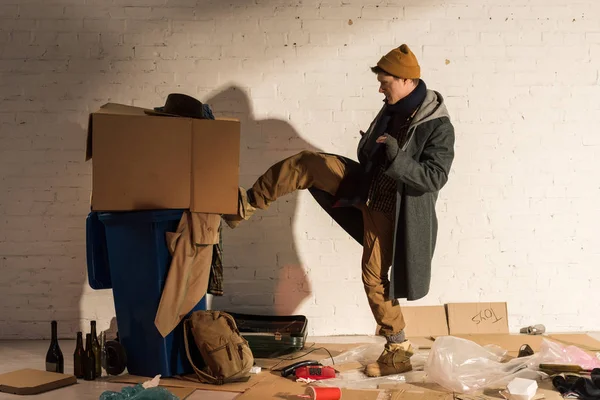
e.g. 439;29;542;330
375;44;420;79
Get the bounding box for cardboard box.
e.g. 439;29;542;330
446;302;509;335
86;103;240;214
403;305;449;337
402;305;449;349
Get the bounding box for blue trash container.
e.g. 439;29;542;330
86;212;112;290
87;209;207;378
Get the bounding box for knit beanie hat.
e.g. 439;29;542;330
375;44;420;79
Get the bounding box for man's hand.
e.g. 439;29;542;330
377;134;399;160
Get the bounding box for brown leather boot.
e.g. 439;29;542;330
222;187;257;229
364;341;413;377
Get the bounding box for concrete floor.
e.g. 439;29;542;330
0;336;382;400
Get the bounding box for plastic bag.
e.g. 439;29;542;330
425;336;545;394
99;386;179;400
535;339;600;370
100;375;179;400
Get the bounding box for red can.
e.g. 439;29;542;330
305;386;342;400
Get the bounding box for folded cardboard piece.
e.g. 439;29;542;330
403;305;449;349
446;302;509;335
396;302;508;349
86;103;240;214
0;369;77;395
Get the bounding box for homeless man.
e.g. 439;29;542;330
223;44;455;377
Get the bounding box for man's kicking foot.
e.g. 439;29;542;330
364;340;413;377
222;187;257;229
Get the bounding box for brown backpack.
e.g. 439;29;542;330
183;310;254;385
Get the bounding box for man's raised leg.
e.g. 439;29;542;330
223;151;346;228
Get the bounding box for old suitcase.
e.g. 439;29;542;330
226;312;308;358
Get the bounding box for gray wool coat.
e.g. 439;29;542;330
310;89;455;301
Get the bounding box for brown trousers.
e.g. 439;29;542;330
251;151;406;336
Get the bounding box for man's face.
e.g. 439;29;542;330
377;73;415;104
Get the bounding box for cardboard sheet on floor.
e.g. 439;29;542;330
255;342;368;371
334;361;363;372
402;305;448;349
547;334;600;351
454;380;562;400
381;381;562;400
446;303;509;335
235;371;381;400
108;373;266;393
167;387;195;399
380;382;453;400
0;369;77;395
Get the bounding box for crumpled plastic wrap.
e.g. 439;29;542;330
535;339;600;370
100;375;179;400
425;336;600;394
99;386;179;400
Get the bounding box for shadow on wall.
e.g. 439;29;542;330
206;85;322;316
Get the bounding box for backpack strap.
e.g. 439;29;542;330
219;312;241;333
183;319;224;385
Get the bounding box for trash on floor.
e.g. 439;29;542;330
100;374;195;399
502;377;538;400
0;368;77;395
520;325;546;335
99;385;178;400
82;301;600;399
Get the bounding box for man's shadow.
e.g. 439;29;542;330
206;85;322;315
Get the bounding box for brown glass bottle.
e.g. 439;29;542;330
83;333;96;381
90;321;101;377
73;332;84;378
45;321;64;373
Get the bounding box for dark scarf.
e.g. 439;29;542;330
372;79;427;164
332;80;428;208
383;79;427;123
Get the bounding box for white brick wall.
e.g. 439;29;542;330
1;0;600;339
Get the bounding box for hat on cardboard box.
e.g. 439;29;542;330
145;93;215;120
